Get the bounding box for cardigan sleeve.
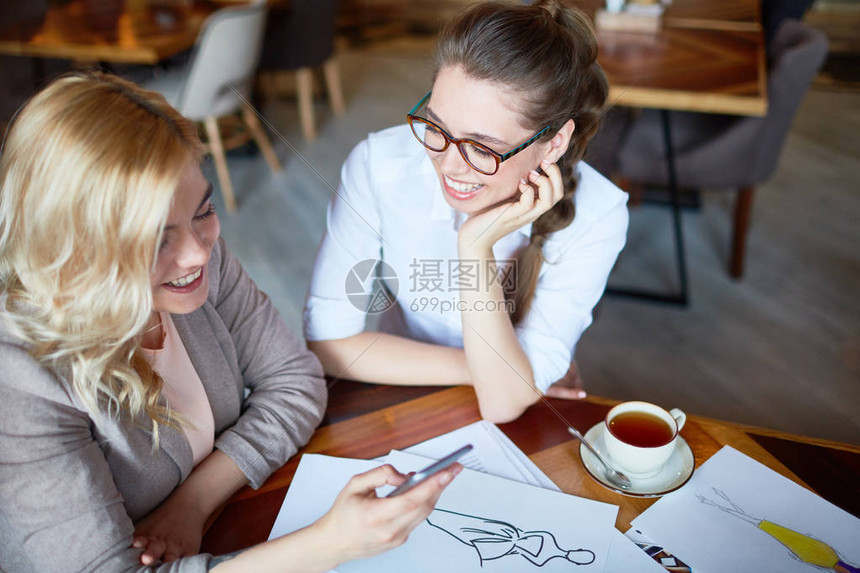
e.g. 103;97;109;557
0;342;211;573
210;239;327;488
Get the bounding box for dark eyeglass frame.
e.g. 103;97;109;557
406;91;551;176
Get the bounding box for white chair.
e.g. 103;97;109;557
145;4;281;212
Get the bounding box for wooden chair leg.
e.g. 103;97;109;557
296;67;316;141
322;57;345;116
203;116;237;213
241;104;282;174
730;185;754;279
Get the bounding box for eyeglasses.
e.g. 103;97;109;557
406;92;551;176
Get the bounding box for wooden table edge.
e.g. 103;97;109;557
0;41;162;65
692;416;860;453
582;393;859;453
609;85;768;116
664;17;762;32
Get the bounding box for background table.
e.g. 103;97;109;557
200;381;860;556
662;0;762;32
575;0;768;115
0;0;215;64
576;0;769;305
599;26;766;117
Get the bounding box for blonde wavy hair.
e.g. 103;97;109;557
0;72;203;439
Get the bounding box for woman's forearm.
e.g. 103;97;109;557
133;450;250;565
169;450;248;522
306;267;539;422
458;247;540;423
308;333;470;386
209;523;337;573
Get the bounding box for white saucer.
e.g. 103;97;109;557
579;422;694;497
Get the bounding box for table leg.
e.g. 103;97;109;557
604;109;690;306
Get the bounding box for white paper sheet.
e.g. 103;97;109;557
632;446;860;573
403;420;557;489
268;455;377;542
270;451;618;573
403;421;512;477
404;426;668;571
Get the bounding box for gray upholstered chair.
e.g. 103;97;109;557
613;20;828;278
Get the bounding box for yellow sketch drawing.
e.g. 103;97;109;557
697;488;858;572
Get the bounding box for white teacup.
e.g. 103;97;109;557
603;401;686;477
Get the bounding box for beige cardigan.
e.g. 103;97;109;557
0;239;327;572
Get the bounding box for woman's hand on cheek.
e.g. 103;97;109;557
132;494;208;565
458;160;564;256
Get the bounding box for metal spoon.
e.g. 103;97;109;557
567;426;632;490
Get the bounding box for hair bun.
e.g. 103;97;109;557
535;0;599;64
535;0;564;17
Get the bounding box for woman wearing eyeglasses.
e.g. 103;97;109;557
304;0;628;423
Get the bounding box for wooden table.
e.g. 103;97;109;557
598;27;767;117
200;381;860;556
0;1;215;64
572;0;768;116
662;0;761;32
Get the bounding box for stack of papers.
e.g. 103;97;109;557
402;420;557;489
268;421;665;572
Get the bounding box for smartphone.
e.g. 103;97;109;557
386;444;473;497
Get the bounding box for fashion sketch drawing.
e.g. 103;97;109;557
698;487;859;573
426;508;596;568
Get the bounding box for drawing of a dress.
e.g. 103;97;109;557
698;488;859;573
427;508;595;568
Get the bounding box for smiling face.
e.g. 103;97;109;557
150;163;220;315
425;65;552;215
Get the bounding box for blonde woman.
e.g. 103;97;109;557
0;73;459;572
304;0;628;422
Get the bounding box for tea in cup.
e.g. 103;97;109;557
603;401;686;477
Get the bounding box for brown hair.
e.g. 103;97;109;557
435;0;608;324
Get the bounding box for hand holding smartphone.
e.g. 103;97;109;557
386;444;472;497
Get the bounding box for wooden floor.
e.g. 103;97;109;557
212;47;860;446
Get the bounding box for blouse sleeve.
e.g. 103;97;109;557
303;138;385;341
516;187;629;393
0;344;211;573
209;240;328;489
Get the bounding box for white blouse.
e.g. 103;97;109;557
304;124;629;392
